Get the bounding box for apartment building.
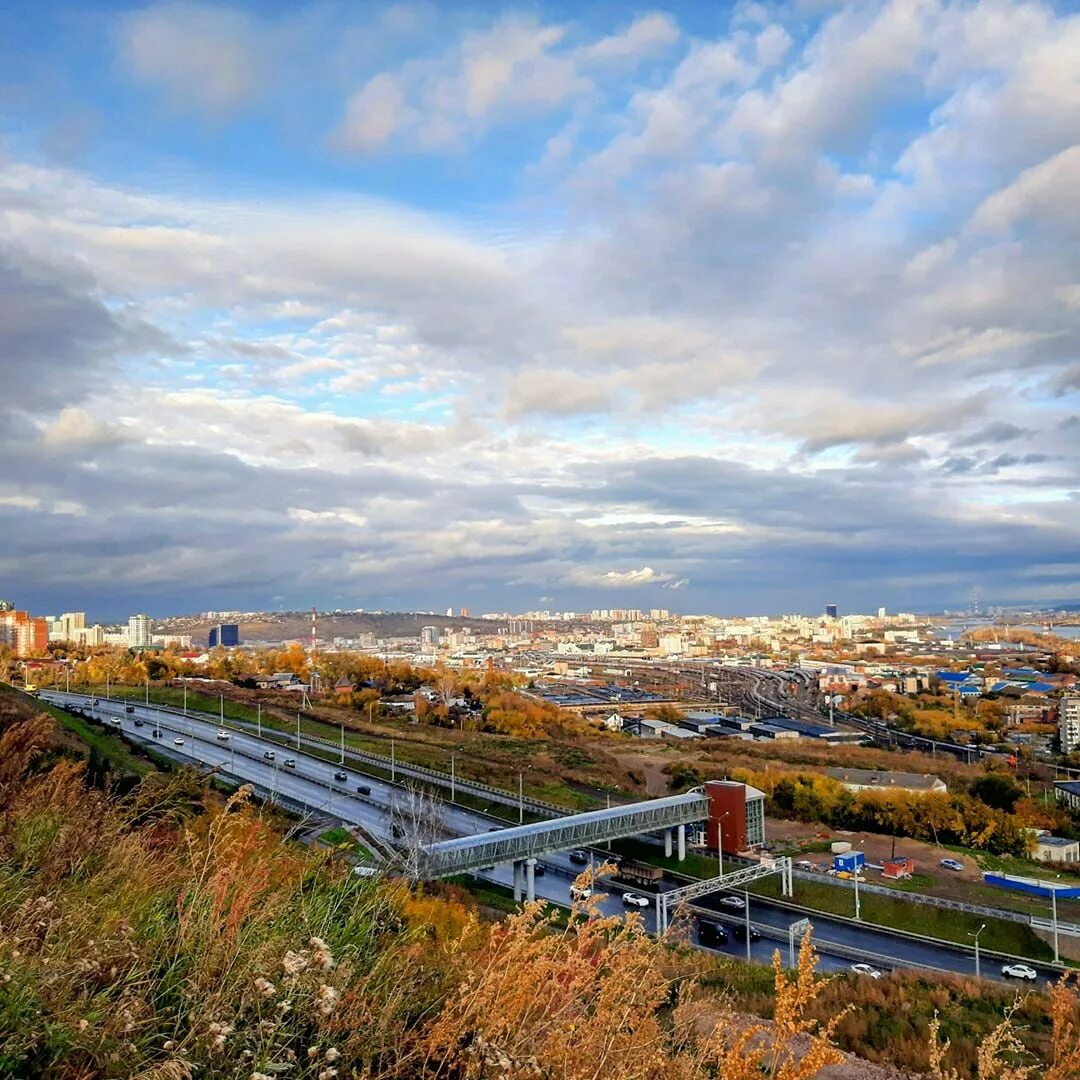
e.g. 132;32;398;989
1060;695;1080;755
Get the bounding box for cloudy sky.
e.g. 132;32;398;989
1;0;1078;620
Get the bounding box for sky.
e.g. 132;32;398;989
0;0;1078;621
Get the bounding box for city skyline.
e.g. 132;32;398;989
1;1;1078;617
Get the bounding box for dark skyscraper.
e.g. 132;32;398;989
209;623;240;648
825;604;838;619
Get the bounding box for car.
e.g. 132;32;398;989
697;920;728;947
283;758;296;769
1002;963;1038;981
334;771;348;782
173;738;184;746
216;730;229;741
939;858;964;872
263;751;275;760
125;705;135;714
531;862;545;877
718;896;746;910
90;698;99;706
733;924;761;942
133;719;144;728
795;860;816;871
110;717;122;726
850;963;882;979
570;885;593;901
356;784;372;796
568;849;589;865
152;729;162;739
622;892;649;908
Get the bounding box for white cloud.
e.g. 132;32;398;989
119;2;265;116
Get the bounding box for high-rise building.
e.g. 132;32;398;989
877;607;887;619
825;604;839;619
59;612;86;642
459;607;470;618
0;610;48;657
208;623;240;648
127;613;152;648
421;625;439;647
1060;696;1080;755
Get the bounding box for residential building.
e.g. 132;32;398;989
127;614;152;649
1054;780;1080;812
421;625;440;647
0;610;48;657
1060;696;1080;755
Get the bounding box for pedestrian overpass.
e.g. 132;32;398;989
419;790;709;896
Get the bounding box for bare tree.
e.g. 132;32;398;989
388;781;448;879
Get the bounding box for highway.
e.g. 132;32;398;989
39;691;1063;985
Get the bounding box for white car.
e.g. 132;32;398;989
216;730;229;741
110;717;122;726
622;892;649;908
570;885;593;901
1001;963;1037;981
850;963;881;979
173;738;184;746
718;896;746;910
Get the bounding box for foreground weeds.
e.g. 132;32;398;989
1;714;1079;1078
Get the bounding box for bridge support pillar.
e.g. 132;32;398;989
513;860;524;903
525;858;536;903
677;824;686;862
664;829;673;858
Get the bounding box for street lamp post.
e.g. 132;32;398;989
970;923;986;979
519;771;524;824
716;811;730;878
853;863;861;921
1052;881;1060;964
450;753;456;802
256;702;261;738
391;738;396;783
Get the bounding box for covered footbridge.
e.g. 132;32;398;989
419;790;709;899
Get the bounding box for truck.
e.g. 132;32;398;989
617;860;664;889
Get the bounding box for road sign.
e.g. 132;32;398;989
789;918;811;967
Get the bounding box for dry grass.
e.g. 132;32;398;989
2;711;1079;1079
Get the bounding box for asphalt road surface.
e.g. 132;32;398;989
40;691;1061;986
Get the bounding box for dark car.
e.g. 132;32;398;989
334;771;348;782
532;862;545;877
152;729;163;739
697;920;728;947
133;719;144;727
356;784;371;796
733;924;761;942
568;849;589;865
125;705;135;714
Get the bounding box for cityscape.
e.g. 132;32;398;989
3;0;1080;1076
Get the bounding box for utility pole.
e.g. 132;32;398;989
853;864;861;921
339;722;345;764
220;693;224;724
450;753;456;802
519;771;524;824
391;738;395;783
296;712;301;751
145;676;149;705
1052;883;1060;964
257;702;261;738
183;681;187;716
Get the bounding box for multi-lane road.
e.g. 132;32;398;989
39;690;1063;985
